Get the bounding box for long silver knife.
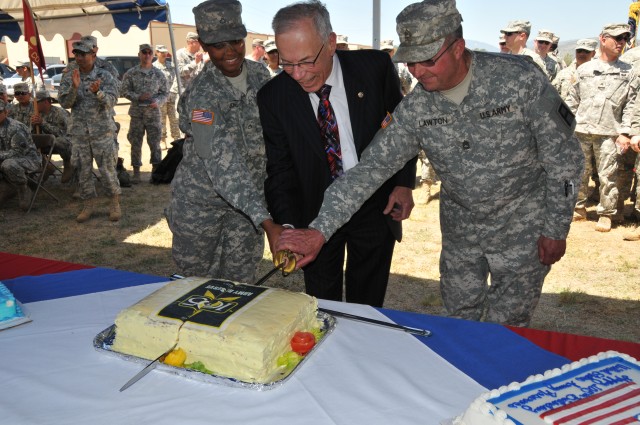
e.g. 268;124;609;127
119;344;176;392
318;308;432;337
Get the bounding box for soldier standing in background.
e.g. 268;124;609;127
501;20;549;78
121;44;168;183
277;0;583;326
566;24;639;232
552;39;597;101
58;40;121;223
245;38;265;62
549;35;565;70
176;32;205;91
153;44;180;150
0;100;40;210
533;30;560;81
498;34;510;53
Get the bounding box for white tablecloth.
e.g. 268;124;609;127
0;282;486;425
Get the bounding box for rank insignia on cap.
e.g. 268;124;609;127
192;109;214;125
381;112;393;129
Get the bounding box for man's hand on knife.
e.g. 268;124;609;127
276;228;326;269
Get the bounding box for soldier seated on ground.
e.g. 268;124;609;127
0;99;42;210
30;89;74;183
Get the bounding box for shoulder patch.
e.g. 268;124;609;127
191;109;214;125
557;102;575;128
381;112;393;129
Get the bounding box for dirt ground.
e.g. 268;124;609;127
0;103;639;344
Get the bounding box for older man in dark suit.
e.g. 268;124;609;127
257;0;416;307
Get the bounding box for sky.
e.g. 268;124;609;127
167;0;633;50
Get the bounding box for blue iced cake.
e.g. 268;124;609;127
0;282;20;321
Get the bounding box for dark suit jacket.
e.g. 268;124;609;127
257;49;416;241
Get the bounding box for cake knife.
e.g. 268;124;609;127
318;308;432;337
119;344;176;392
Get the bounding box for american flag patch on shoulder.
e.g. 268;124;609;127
192;109;214;125
381;112;392;129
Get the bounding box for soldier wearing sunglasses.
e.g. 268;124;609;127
500;20;548;78
566;23;640;233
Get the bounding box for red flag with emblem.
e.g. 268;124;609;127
22;0;46;84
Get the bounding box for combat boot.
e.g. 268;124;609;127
61;159;74;183
132;166;141;184
623;226;640;241
76;198;96;223
16;184;32;211
109;195;121;222
572;207;587;222
595;215;612;232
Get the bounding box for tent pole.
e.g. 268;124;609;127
165;3;182;96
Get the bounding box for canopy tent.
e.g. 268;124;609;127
0;0;169;42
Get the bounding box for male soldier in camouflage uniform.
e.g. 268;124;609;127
552;39;597;101
277;0;583;327
58;40;121;223
549;35;565;70
30;89;74;183
153;44;181;149
0;99;40;210
74;35;121;85
167;0;281;283
175;32;205;92
533;30;560;81
9;82;34;127
501;20;549;78
566;24;639;232
121;44;168;183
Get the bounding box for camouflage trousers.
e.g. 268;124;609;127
160;93;181;142
634;152;640;214
0;156;40;185
617;149;637;209
128;108;162;167
575;133;619;215
73;132;121;200
52;136;72;161
166;195;264;284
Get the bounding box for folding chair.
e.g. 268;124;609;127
26;134;60;213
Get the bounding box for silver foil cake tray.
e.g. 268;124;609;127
94;311;336;391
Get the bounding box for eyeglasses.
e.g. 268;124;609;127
503;32;519;37
606;34;630;43
408;39;458;68
140;50;153;55
207;39;244;50
14;91;29;96
74;51;93;57
280;43;325;71
576;49;591;54
536;40;551;45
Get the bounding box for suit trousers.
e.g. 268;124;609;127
302;201;396;307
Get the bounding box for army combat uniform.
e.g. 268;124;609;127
0;116;41;190
308;52;583;326
552;62;577;102
121;65;168;168
566;57;639;218
167;59;272;283
58;64;121;201
175;48;204;91
153;59;181;146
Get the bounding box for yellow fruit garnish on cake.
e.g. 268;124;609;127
163;348;186;367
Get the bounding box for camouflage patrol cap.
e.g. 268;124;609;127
155;44;169;53
186;32;199;40
139;43;153;52
393;0;463;64
0;100;7;112
81;35;98;48
35;89;53;102
552;35;560;44
336;35;349;45
380;39;395;51
15;60;30;68
601;23;631;37
535;30;554;43
193;0;247;45
501;20;531;36
576;38;598;52
13;82;29;94
264;40;277;53
72;40;93;53
252;38;264;47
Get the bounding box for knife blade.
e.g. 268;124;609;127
119;345;175;392
318;308;432;337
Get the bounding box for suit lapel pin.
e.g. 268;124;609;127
357;92;364;98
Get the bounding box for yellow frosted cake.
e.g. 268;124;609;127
112;277;319;383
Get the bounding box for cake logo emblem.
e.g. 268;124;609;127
157;279;268;328
179;290;239;316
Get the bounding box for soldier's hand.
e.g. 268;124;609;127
277;228;325;269
616;134;631;154
31;114;42;125
71;69;81;88
537;236;566;266
384;186;414;221
89;78;101;94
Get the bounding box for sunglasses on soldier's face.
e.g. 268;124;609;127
14;91;29;96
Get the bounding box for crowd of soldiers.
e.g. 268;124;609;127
1;14;639;244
